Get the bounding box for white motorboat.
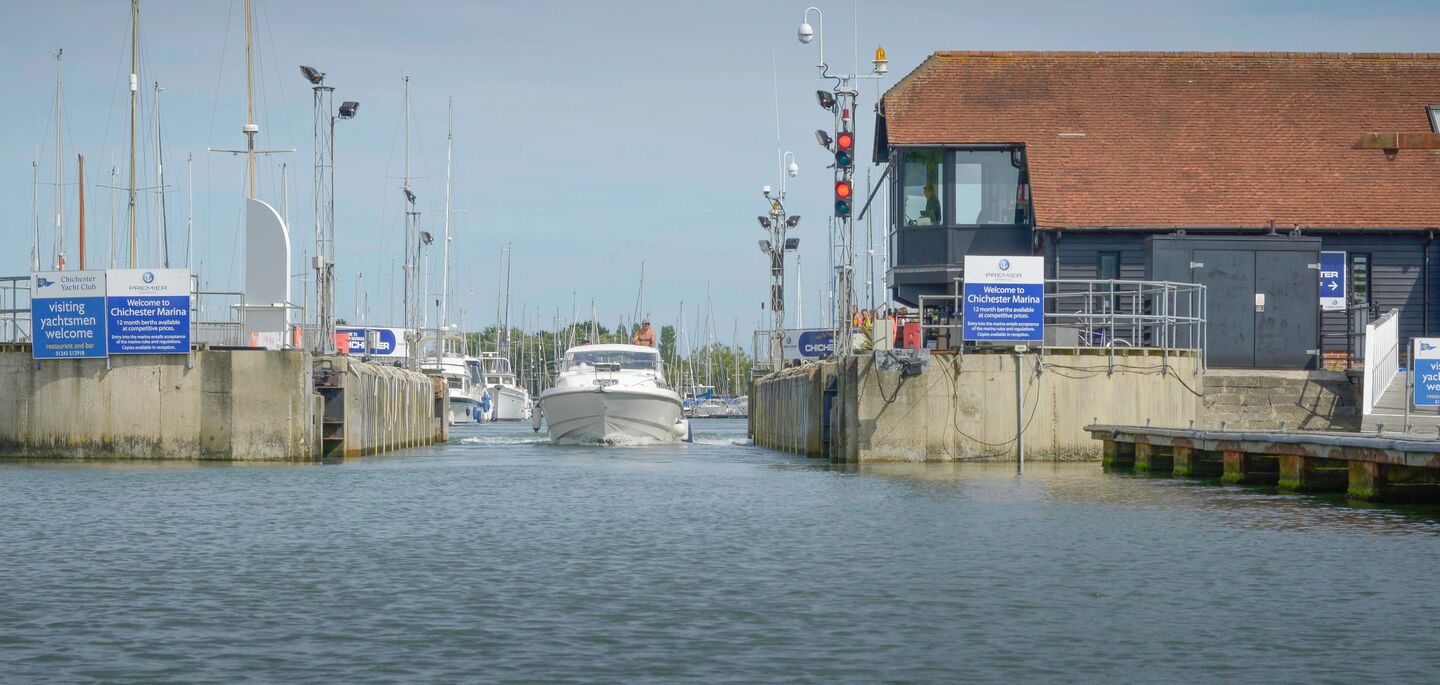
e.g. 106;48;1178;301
536;344;688;443
480;352;532;421
421;351;491;424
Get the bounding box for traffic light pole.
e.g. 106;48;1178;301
769;200;786;370
796;6;886;358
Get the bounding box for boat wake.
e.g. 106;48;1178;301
458;436;551;446
690;437;753;446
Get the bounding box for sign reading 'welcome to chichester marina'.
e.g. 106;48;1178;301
29;268;192;360
962;255;1044;343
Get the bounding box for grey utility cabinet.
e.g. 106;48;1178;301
1147;235;1320;369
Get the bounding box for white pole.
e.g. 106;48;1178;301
186;153;193;269
441;98;452;335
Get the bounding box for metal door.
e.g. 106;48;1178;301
1254;250;1318;368
1194;249;1256;367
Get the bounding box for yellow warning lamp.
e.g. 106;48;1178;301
873;46;888;75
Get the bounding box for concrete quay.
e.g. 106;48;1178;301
0;347;445;461
1090;424;1440;502
751;349;1204;462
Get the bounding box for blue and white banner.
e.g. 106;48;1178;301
1414;338;1440;407
782;328;834;361
106;269;191;355
31;270;108;360
962;255;1045;343
337;327;409;357
1319;251;1346;312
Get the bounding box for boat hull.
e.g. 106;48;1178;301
449;394;487;424
540;386;685;443
490;384;532;421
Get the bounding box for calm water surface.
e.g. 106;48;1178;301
3;419;1440;683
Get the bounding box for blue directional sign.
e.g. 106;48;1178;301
31;270;108;360
1319;251;1346;311
106;269;192;354
962;255;1045;342
1414;338;1440;407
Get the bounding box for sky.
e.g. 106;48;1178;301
3;0;1440;343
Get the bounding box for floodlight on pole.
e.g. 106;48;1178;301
758;216;772;230
816;90;836;111
758;240;772;254
815;129;833;150
787;215;801;228
404;188;416;204
338;101;359;119
785;238;800;251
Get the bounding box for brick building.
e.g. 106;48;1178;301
877;51;1440;368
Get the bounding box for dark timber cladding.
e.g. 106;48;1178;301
879;52;1440;367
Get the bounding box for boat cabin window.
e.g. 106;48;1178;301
447;377;464;390
487;376;502;385
564;350;659;371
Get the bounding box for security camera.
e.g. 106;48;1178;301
762;185;772;197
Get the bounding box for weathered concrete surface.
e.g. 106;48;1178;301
1203;369;1358;431
831;349;1203;463
749;363;833;458
0;348;312;460
319;356;447;458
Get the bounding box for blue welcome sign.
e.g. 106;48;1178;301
1414;338;1440;407
106;269;192;355
962;255;1045;342
32;270;108;359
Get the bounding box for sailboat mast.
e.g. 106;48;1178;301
503;243;512;350
77;155;85;270
186;154;193;268
109;165;117;268
127;0;138;267
53;48;63;269
441;98;452;336
243;0;256;198
32;161;39;272
154;82;167;267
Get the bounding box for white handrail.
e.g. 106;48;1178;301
1362;308;1400;415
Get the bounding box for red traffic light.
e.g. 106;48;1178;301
835;180;853;199
836;132;854;151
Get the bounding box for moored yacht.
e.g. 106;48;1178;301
536;344;688;443
480;352;532;421
421;350;491;424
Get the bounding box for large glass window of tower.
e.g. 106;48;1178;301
901;149;945;226
953;149;1024;225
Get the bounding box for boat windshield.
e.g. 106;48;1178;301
565;350;659;372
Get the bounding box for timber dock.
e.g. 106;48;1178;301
1088;424;1440;502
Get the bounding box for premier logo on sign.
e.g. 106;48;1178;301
962;255;1045;343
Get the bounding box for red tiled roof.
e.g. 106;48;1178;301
881;51;1440;229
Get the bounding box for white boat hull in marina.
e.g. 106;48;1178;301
490;384;531;421
541;386;686;443
536;343;688;443
449;394;489;424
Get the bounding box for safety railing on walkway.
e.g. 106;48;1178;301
1362;308;1400;416
916;279;1207;371
0;276;32;344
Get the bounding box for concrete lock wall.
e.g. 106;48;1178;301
750;363;833;457
831;350;1204;462
0;348;313;460
328;357;446;458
